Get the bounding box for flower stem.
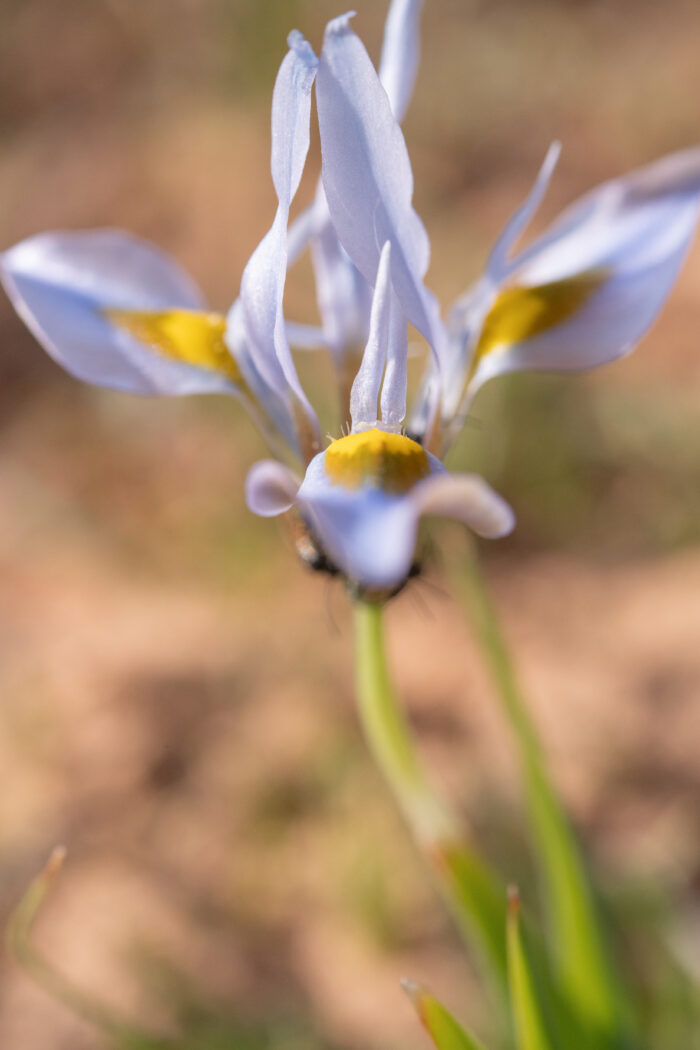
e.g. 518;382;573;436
353;600;509;992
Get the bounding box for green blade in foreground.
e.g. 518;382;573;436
507;889;557;1050
456;552;630;1047
402;979;489;1050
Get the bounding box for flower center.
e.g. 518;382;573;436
324;428;429;494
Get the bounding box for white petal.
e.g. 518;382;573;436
378;0;424;123
0;230;237;396
285;320;328;350
412;472;515;538
350;241;393;428
296;448;430;588
317;14;445;362
486;143;561;281
238;34;321;442
287;199;320;267
311;199;372;361
466;147;700;400
245;459;300;517
379;293;409;428
225;299;302;457
293;444;511;590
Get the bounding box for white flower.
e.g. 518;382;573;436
3;1;699;598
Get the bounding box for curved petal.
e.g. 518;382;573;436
350;241;393;428
486;142;561;282
379;0;424;123
412;472;515;538
462;147;700;405
310;199;372;362
225;299;302;457
316;13;445;363
378;291;409;428
245;459;300;517
237;32;321;450
0;230;242;396
289;432;511;590
285;320;328;350
294;446;438;589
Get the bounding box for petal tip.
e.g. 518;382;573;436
246;460;300;518
325;11;357;39
287;29;318;68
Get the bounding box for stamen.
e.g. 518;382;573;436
324;427;429;494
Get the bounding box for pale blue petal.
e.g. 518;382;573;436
311;190;372;362
412;472;515;538
350;241;393;428
245;459;300;516
0;229;237;396
289;450;511;589
468;147;700;396
379;293;409;428
515;147;700;280
379;0;424;123
285;320;328;349
225;299;302;457
238;34;321;443
294;447;442;588
317;13;445;362
486;143;561;281
287;199;319;267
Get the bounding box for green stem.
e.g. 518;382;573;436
353;600;509;992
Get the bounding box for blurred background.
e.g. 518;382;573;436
1;0;700;1047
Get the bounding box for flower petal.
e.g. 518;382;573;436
225;298;304;457
294;446;436;589
379;293;409;428
237;32;321;450
310;192;372;363
378;0;424;123
350;241;393;428
316;13;445;362
461;147;700;407
412;472;515;538
286;430;512;590
245;459;300;516
485;142;561;282
285;320;328;350
0;230;241;396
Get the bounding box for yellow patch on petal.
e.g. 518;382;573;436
325;428;429;494
104;307;243;386
470;269;606;378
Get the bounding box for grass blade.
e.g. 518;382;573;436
402;979;489;1050
507;888;557;1050
456;551;631;1046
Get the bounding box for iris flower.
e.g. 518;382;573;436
3;2;700;600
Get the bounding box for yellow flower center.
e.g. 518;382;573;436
104;307;244;387
324;428;429;494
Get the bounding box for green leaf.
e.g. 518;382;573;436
402;980;489;1050
457;553;631;1047
507;889;557;1050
